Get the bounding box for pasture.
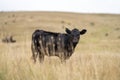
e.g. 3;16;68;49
0;12;120;80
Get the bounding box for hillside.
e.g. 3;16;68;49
0;12;120;80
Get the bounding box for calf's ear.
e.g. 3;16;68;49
65;28;71;34
80;29;87;35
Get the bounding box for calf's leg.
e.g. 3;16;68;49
31;43;38;63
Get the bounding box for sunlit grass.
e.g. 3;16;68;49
0;12;120;80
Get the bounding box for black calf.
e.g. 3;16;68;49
31;28;87;63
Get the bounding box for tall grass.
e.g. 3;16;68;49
0;12;120;80
0;41;120;80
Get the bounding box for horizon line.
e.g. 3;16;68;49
0;10;120;15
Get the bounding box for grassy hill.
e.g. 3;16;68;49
0;11;120;80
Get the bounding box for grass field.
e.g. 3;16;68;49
0;11;120;80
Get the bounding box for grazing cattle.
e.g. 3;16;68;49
31;28;87;63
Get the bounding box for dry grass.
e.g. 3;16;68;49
0;12;120;80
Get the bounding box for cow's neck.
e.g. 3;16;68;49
73;42;78;48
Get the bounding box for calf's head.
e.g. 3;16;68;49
66;28;87;44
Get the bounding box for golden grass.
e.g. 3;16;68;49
0;12;120;80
